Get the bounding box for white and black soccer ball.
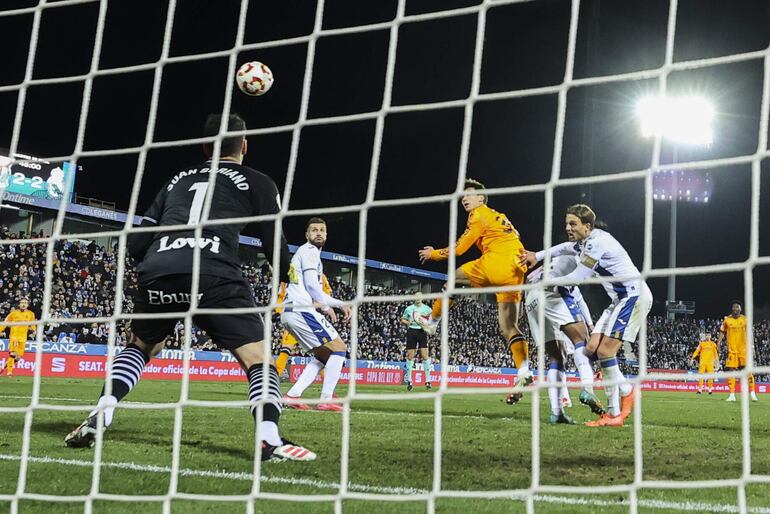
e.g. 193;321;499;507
236;61;274;97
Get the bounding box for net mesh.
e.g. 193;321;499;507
0;0;769;512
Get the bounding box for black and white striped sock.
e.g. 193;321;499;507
247;364;283;446
103;344;149;401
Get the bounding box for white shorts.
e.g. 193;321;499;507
280;309;339;351
525;287;584;347
593;284;653;343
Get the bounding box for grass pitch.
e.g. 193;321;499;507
1;376;770;513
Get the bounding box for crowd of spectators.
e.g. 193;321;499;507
1;229;768;375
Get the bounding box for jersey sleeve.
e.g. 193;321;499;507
692;343;702;358
304;267;344;309
128;184;168;262
578;236;605;270
535;242;579;262
429;211;483;260
251;175;291;281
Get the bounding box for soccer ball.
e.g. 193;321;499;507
236;61;274;96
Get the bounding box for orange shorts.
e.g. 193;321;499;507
9;340;26;357
281;329;297;349
460;252;526;304
725;352;746;368
698;362;714;374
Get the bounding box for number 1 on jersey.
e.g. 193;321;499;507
187;182;209;225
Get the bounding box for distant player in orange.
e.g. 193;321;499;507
418;179;529;401
1;298;36;377
690;332;719;395
717;301;758;402
275;273;333;377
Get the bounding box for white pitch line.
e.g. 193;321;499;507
0;395;93;403
0;453;423;496
0;453;765;513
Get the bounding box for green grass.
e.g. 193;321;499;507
1;377;769;513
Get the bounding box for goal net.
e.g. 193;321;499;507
1;0;769;513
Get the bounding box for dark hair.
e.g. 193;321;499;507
464;178;488;203
306;217;326;230
203;113;246;157
731;300;743;308
594;219;609;230
566;204;596;228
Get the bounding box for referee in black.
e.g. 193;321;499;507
401;292;434;390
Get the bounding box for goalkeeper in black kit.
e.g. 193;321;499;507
65;113;316;462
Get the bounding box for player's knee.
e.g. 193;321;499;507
231;341;271;370
327;338;347;353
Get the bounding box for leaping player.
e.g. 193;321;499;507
281;217;351;411
417;179;530;402
521;204;652;427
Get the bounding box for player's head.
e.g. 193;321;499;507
462;179;487;212
703;332;711;341
414;292;423;305
306;217;327;249
18;298;29;310
202;113;247;162
565;204;596;241
730;301;742;316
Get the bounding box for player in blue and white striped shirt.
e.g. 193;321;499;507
522;204;652;428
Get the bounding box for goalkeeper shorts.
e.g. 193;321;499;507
132;274;263;350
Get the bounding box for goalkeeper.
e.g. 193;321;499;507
65;113;315;462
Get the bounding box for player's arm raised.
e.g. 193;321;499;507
520;241;577;268
419;215;483;263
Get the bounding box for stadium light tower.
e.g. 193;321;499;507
636;95;714;313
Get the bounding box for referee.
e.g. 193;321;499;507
401;292;433;391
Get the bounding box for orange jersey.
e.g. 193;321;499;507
0;309;36;343
429;204;524;260
721;315;747;354
277;273;332;313
692;341;718;363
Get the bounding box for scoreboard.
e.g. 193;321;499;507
0;152;78;202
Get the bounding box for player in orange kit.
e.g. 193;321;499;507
274;273;334;377
690;332;719;395
1;298;36;377
717;301;758;402
417;179;529;402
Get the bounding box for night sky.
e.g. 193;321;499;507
1;0;770;318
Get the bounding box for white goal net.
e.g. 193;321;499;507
1;0;769;513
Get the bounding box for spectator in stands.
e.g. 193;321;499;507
0;232;768;377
